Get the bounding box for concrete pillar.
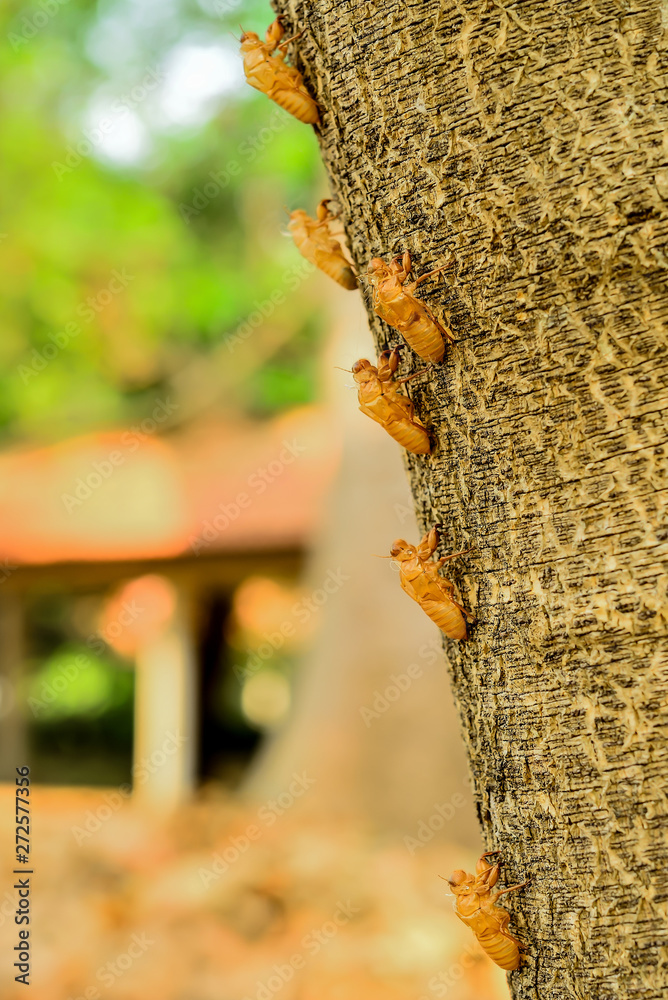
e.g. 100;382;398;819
130;580;196;810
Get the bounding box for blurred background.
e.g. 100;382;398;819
0;1;508;997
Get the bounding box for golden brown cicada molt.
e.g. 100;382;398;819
239;18;320;125
351;348;430;454
389;526;474;640
367;250;454;363
443;851;531;971
288;200;357;289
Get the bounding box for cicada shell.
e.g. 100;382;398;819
289;200;357;289
367;250;454;363
389;527;474;640
351;348;430;453
444;851;530;971
240;18;320;125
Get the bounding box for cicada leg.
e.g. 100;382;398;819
491;879;532;902
277;27;305;52
436;548;474;567
447;597;476;624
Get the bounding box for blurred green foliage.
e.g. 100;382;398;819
26;643;133;719
22;590;136;783
1;0;326;444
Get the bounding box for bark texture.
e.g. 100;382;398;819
272;1;668;997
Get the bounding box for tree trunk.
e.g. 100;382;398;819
272;1;668;997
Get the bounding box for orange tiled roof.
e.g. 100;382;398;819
0;407;339;565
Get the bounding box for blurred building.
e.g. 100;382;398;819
0;406;339;806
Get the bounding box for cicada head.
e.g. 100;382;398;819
239;29;261;52
446;869;474;896
389;539;417;561
287;209;309;236
367;257;391;282
351;358;376;384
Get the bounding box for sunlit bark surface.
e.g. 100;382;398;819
273;1;668;996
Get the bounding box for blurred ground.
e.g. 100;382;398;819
0;786;510;1000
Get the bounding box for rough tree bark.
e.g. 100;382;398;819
272;1;668;997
